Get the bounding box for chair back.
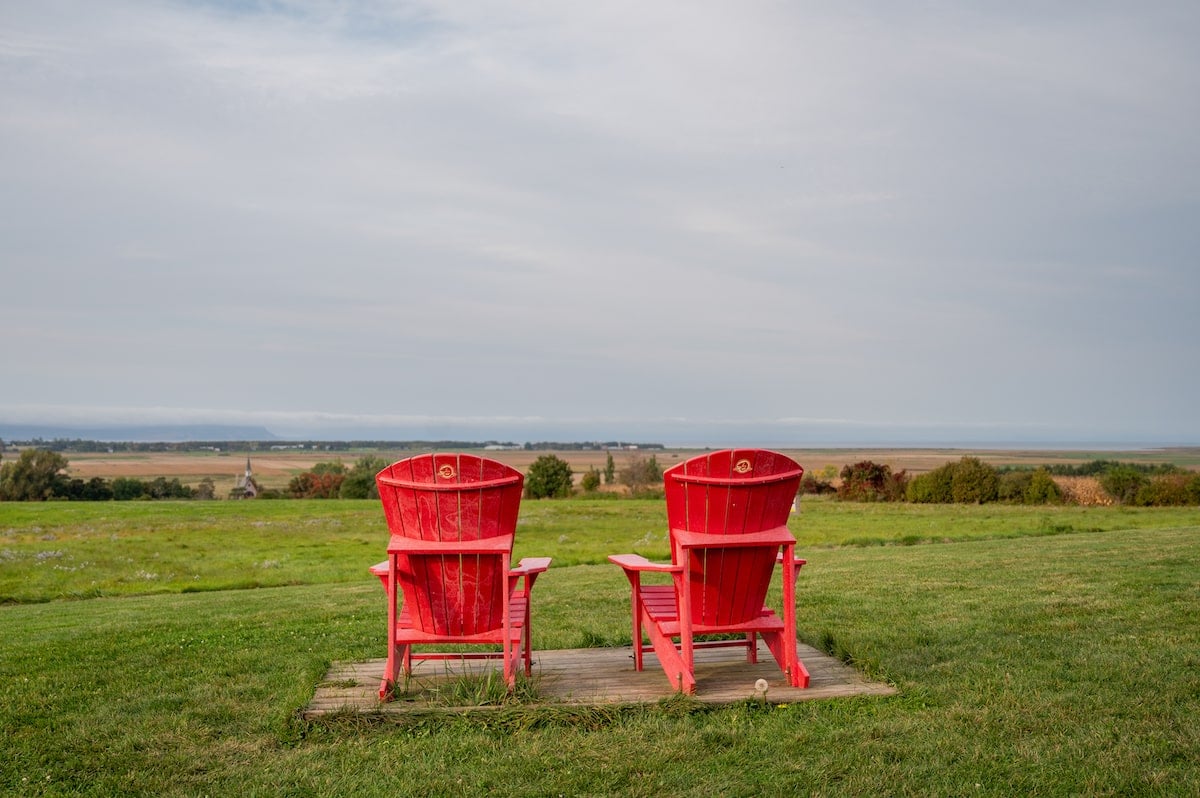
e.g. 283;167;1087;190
376;454;524;635
664;449;803;626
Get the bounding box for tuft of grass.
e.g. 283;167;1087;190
576;629;614;648
394;668;541;707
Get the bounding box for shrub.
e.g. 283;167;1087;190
1099;466;1146;505
338;456;388;499
907;463;954;503
580;466;601;493
1048;459;1184;478
1024;468;1063;505
950;457;999;504
837;461;908;502
287;471;345;499
907;457;1000;504
1133;474;1200;506
144;477;194;499
619;454;663;496
998;471;1033;502
524;454;574;499
799;473;835;495
111;476;146;501
57;476;115;501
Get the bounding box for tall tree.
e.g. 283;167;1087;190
0;448;69;501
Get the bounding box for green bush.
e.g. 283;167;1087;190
1099;465;1146;504
1044;459;1181;477
1025;468;1063;505
580;466;601;493
907;463;954;503
111;476;146;501
907;457;1001;504
1133;474;1200;506
998;471;1032;502
950;457;999;503
524;454;575;499
338;455;387;499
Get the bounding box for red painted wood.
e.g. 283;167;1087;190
667;449;801;628
610;449;809;693
371;454;550;700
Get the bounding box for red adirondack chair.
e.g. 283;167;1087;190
608;449;808;694
368;453;551;700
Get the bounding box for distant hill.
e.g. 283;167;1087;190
0;424;278;443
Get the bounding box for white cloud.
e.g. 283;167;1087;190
2;1;1198;442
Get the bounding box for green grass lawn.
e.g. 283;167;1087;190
1;499;1198;795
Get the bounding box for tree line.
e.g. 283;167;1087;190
0;448;211;501
800;457;1200;506
0;448;385;502
0;447;663;502
5;444;1195;506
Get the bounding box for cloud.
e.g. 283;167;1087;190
2;1;1198;443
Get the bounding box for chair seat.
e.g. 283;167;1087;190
639;585;784;637
392;597;528;645
609;449;810;694
371;454;551;701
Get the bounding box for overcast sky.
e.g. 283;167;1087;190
2;1;1198;445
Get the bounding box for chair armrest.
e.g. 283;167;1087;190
672;525;796;550
386;534;513;555
368;560;388;591
607;554;682;573
776;552;807;580
509;557;553;596
512;556;552;575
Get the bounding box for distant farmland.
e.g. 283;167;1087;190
51;445;1200;495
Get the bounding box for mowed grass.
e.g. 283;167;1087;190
5;498;1196;601
0;499;1198;795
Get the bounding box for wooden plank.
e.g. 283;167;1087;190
303;642;896;718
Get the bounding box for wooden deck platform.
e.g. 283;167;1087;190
304;642;896;718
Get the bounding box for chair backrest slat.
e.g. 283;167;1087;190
665;449;803;626
376;454;523;636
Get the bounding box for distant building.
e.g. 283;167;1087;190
231;457;259;499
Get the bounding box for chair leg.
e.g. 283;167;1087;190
762;631;809;688
642;616;696;694
503;638;516;689
523;600;533;676
631;586;644;671
380;646;396;701
381;641;410;701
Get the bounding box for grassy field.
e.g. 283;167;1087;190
2;498;1198;795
